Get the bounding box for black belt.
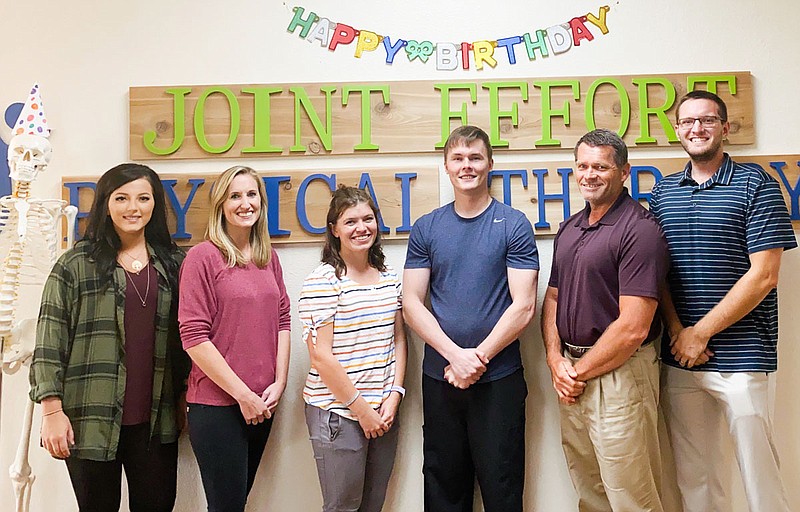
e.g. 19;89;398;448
563;343;591;358
562;339;653;359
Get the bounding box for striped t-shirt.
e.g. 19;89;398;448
299;263;402;420
649;154;797;372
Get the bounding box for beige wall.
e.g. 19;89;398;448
1;0;798;510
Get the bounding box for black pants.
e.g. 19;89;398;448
188;404;273;512
65;423;178;512
422;369;528;512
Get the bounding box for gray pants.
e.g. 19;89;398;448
305;404;399;512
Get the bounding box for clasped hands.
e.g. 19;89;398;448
444;348;489;389
548;357;586;405
239;383;283;425
670;325;714;368
359;392;401;439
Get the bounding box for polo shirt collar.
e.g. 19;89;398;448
679;153;734;187
576;188;630;228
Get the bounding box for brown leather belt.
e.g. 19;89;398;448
562;340;652;359
563;343;591;358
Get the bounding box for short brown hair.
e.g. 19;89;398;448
443;125;493;161
574;129;628;168
675;90;728;123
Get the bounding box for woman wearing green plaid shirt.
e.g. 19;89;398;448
30;163;188;512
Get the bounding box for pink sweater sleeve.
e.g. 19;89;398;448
271;249;292;332
179;243;219;349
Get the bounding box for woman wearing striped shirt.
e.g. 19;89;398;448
299;185;407;512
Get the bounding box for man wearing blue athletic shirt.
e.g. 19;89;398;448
650;90;796;512
404;125;539;512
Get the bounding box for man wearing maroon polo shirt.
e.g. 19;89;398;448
541;129;669;512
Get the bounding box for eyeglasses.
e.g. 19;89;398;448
676;116;724;130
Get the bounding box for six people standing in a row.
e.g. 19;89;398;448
28;90;792;512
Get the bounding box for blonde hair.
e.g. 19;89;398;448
206;165;272;268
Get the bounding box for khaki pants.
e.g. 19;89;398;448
560;343;663;512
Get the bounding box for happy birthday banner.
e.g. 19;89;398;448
287;5;611;70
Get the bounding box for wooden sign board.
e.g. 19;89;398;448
492;154;800;235
63;154;798;244
130;72;753;160
62;167;439;245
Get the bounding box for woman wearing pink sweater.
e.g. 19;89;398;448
178;165;290;512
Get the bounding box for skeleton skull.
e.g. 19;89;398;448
7;134;52;184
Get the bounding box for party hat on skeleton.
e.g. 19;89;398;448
13;83;50;137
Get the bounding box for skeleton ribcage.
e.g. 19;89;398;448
0;208;56;286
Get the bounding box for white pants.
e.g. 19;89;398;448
661;365;789;512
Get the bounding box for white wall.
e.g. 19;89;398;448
1;1;798;510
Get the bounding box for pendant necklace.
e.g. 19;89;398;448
122;250;148;274
124;265;150;307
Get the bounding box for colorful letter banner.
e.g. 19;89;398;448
287;5;612;70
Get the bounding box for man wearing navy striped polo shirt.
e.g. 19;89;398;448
650;90;796;512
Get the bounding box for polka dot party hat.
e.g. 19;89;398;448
13;83;50;137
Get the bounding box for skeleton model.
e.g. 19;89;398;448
0;85;77;512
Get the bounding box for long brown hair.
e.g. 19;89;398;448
84;163;181;289
321;185;386;279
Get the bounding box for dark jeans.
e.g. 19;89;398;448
188;404;273;512
422;369;528;512
65;423;178;512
